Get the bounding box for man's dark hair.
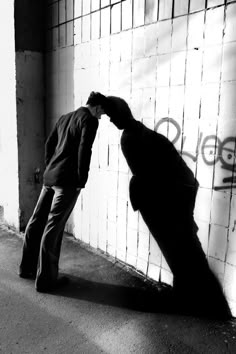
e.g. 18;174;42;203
86;91;108;108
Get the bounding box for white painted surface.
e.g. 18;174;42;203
0;0;19;229
45;1;236;316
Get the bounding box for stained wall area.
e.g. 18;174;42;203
45;0;235;315
14;0;46;229
0;1;46;230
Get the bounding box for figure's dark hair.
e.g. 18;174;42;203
86;91;108;108
105;96;133;119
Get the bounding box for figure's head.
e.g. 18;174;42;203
104;96;134;130
86;91;107;119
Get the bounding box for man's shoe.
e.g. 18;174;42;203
36;276;70;293
19;271;37;280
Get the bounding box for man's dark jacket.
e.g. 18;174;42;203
43;107;98;188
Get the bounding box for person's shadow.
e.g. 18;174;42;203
119;119;232;319
54;274;177;314
131;145;231;320
53;270;230;319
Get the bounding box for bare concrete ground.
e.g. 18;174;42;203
0;224;236;354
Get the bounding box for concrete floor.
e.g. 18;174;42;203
0;225;236;354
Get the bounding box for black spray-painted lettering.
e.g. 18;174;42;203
155;118;236;190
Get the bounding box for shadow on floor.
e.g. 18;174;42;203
53;274;232;321
55;274;173;313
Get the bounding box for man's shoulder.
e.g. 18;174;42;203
69;107;94;124
57;108;81;122
76;107;99;131
72;106;89;119
56;107;92;130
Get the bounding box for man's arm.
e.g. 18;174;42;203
77;117;98;188
45;125;58;166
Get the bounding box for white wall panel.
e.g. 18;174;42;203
45;0;236;316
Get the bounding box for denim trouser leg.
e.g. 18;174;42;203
19;186;54;275
36;186;80;288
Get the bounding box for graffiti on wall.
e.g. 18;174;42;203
155;118;236;191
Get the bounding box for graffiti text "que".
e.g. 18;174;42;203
155;118;236;191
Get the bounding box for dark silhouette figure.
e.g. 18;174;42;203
105;95;231;319
19;92;108;293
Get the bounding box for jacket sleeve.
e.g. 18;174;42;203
45;125;58;166
77;117;98;188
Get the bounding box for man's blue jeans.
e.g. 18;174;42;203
19;185;80;288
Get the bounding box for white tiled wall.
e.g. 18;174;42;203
46;0;236;316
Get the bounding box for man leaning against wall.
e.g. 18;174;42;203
19;92;107;293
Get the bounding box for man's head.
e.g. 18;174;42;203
86;91;107;119
104;96;134;130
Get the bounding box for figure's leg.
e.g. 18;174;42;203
138;185;205;282
35;187;80;290
19;186;54;277
139;203;181;277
